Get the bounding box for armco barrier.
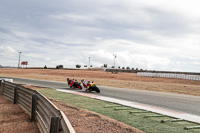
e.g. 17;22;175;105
137;72;200;81
0;80;75;133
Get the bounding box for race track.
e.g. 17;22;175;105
2;77;200;116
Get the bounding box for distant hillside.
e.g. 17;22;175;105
0;65;3;68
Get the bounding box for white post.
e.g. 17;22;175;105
88;57;91;69
113;54;117;69
18;52;21;68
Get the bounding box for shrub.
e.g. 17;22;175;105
76;64;81;68
56;65;63;69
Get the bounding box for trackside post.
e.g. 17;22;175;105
49;116;60;133
31;95;37;121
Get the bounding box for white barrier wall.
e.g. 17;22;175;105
0;78;13;82
137;72;200;81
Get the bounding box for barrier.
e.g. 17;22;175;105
0;80;75;133
137;72;200;81
0;78;13;82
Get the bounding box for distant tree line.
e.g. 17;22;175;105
43;63;143;71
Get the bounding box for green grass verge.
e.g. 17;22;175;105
38;89;200;133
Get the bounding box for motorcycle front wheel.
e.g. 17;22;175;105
95;87;100;93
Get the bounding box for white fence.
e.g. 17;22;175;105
137;72;200;81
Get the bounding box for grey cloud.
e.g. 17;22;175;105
0;28;12;34
142;8;190;35
1;0;182;45
170;57;200;72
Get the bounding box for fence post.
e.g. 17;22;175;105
13;87;18;104
49;116;60;133
31;95;37;121
0;80;2;94
0;80;4;95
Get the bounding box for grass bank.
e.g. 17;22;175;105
37;88;200;133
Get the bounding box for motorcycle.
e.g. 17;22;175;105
67;78;82;90
88;82;100;93
72;81;82;90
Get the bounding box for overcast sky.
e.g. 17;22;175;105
0;0;200;72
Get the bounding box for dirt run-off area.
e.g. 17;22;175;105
0;68;200;96
0;95;39;133
51;97;144;133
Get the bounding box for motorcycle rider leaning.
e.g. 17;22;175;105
67;78;72;86
81;79;93;91
70;79;78;88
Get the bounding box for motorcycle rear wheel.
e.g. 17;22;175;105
77;85;82;90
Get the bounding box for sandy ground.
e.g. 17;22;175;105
0;68;200;96
0;95;39;133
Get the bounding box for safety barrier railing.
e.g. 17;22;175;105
137;72;200;81
0;80;75;133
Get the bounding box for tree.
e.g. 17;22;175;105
44;65;47;69
104;64;107;68
84;65;87;67
76;64;81;68
90;65;93;67
126;67;130;69
118;66;120;69
56;65;63;69
122;67;125;69
111;66;114;68
132;68;134;70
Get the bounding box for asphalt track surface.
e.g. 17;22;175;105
2;77;200;116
